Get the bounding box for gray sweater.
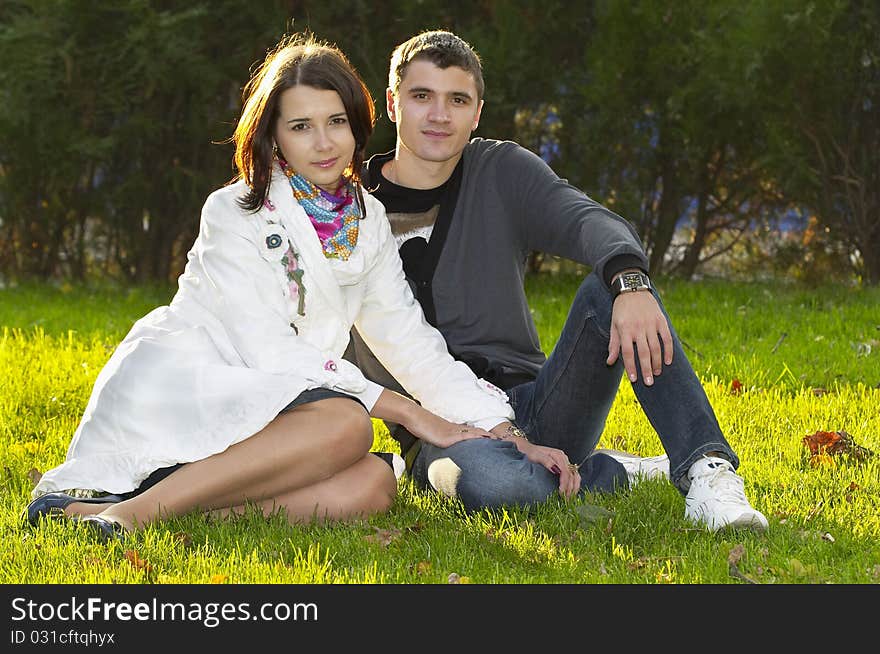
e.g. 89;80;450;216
404;138;648;377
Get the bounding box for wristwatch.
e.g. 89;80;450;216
611;270;652;301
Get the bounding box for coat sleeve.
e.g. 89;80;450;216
192;191;380;399
353;197;515;428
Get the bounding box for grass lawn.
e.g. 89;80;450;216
1;276;878;584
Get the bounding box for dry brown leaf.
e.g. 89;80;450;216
415;561;432;575
123;550;153;573
363;527;402;547
626;559;647;570
727;543;745;566
447;572;461;584
802;430;874;461
26;468;43;487
172;532;193;547
730;378;743;395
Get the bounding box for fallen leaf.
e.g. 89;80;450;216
730;378;743;395
447;572;461;584
173;532;193;547
27;468;43;487
626;559;647;570
727;543;745;566
802;430;874;461
728;544;758;583
415;561;432;575
811;387;827;396
363;527;402;547
210;574;228;584
123;550;153;573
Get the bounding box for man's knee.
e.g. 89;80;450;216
573;272;614;329
421;440;556;511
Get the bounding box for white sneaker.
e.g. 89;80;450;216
685;456;768;533
597;449;670;485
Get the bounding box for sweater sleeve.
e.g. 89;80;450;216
497;143;649;288
353;198;515;427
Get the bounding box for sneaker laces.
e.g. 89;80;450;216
697;461;748;504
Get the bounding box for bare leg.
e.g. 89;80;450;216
212;453;397;524
83;398;377;530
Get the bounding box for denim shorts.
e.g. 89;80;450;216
119;388;364;499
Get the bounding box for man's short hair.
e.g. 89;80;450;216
388;30;484;99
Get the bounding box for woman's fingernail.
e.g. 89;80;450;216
551;465;561;475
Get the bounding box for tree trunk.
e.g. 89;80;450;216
648;154;681;275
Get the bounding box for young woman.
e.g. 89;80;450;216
25;33;515;541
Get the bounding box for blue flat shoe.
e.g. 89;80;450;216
24;492;123;527
75;515;128;543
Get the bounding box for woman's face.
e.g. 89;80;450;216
273;85;356;192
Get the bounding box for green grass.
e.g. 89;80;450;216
1;277;878;584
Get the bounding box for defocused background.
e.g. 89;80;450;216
1;0;877;286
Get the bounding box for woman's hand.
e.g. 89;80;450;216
370;389;491;449
403;408;493;449
487;422;581;500
515;441;581;500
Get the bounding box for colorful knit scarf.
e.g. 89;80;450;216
278;157;361;260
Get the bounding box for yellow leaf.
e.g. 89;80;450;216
210;574;228;584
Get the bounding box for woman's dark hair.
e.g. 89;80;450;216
231;33;376;213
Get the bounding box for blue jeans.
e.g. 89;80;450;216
410;272;738;511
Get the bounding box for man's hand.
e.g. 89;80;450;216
606;290;673;385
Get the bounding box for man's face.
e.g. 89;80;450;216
387;59;483;166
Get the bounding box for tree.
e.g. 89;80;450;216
745;0;880;284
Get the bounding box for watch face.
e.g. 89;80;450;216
617;272;650;293
621;272;644;289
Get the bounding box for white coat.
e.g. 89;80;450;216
33;170;514;497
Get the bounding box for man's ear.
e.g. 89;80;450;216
386;88;397;123
472;99;484;131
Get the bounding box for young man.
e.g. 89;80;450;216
346;30;768;532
